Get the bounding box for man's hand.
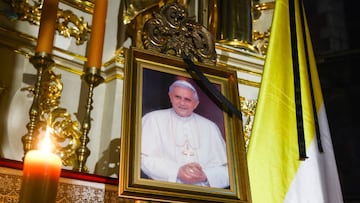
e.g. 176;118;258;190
177;162;207;184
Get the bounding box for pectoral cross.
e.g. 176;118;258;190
182;141;195;161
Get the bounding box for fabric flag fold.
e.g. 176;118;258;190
246;0;343;202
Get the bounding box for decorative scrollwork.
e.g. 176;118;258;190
7;0;90;45
22;68;81;168
57;9;90;45
253;29;270;56
38;70;81;167
142;2;217;64
47;107;81;167
240;96;257;150
9;0;41;24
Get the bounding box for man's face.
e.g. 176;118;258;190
169;86;199;117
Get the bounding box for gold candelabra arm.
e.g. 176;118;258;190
74;67;104;172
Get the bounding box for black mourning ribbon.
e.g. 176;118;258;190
289;0;307;160
289;0;324;160
182;56;243;121
299;0;323;153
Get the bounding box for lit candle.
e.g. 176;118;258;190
35;0;59;54
19;126;62;203
86;0;108;68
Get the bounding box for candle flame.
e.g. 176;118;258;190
39;126;55;153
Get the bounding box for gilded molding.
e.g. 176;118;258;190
216;44;265;60
0;24;88;62
238;78;261;88
0;24;121;83
61;0;94;14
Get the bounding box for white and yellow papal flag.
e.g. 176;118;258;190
246;0;344;202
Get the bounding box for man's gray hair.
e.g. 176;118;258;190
169;80;199;101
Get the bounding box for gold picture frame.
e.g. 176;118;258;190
119;47;251;203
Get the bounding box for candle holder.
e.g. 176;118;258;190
74;66;104;172
22;52;83;170
22;52;54;154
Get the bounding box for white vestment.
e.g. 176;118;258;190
141;108;229;188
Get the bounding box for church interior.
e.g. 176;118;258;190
0;0;358;202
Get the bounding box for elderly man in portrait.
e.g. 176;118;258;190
141;79;229;188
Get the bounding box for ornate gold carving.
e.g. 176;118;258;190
142;2;217;64
253;29;270;55
240;96;257;150
57;8;91;45
22;53;81;169
7;0;90;45
9;0;41;24
123;1;271;57
47;108;81;167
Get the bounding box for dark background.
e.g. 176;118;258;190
304;0;360;202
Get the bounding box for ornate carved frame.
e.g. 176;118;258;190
119;47;251;203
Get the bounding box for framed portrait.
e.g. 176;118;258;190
119;47;251;203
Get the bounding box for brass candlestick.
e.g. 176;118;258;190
74;67;104;172
21;52;84;170
22;52;54;154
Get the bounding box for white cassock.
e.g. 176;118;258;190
141;108;229;188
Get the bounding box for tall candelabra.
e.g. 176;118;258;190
22;52;54;154
74;67;104;172
21;0;108;174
